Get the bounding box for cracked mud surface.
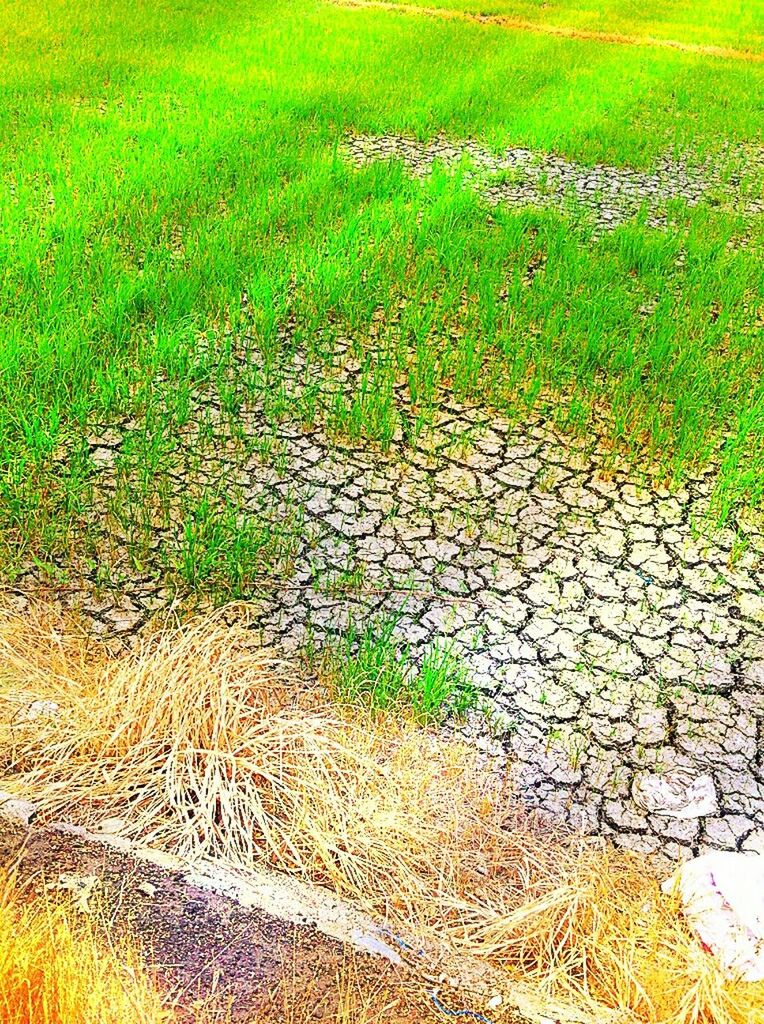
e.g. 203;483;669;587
345;133;764;232
10;376;764;863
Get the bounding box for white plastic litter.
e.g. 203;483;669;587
663;852;764;981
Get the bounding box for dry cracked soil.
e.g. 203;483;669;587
7;372;764;863
5;138;764;864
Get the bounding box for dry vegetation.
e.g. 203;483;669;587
1;605;763;1024
0;869;171;1024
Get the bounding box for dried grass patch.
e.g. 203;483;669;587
1;604;762;1024
0;868;171;1024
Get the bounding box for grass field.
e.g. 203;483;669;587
1;0;763;593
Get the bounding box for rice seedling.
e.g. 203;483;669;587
321;612;478;721
409;641;478;720
1;607;763;1024
321;612;411;710
168;492;303;599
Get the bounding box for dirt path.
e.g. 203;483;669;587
0;822;445;1023
329;0;764;64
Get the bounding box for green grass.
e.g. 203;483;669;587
322;611;479;721
0;0;763;592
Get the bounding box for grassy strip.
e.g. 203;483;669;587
0;0;762;588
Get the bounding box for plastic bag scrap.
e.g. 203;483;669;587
663;852;764;981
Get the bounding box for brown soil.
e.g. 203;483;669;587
0;823;444;1023
331;0;764;63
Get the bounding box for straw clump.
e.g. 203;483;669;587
1;605;762;1024
0;869;171;1024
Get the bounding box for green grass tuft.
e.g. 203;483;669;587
322;612;479;722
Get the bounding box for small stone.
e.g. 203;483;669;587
0;790;36;825
633;772;718;819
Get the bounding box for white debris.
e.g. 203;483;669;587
632;771;718;818
23;699;60;721
663;852;764;981
48;873;100;914
92;816;128;835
